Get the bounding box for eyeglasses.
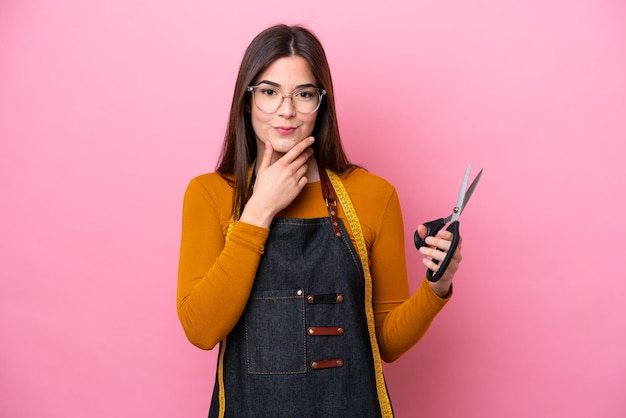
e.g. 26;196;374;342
246;84;326;114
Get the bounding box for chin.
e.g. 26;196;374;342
269;137;300;152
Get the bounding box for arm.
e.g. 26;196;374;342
177;139;315;349
176;178;269;350
371;189;452;362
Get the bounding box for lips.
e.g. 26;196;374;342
273;126;297;135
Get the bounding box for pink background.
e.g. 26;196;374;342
1;0;625;417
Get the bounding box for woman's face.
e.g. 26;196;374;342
250;56;319;159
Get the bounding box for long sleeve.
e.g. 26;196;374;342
342;172;451;363
176;175;269;350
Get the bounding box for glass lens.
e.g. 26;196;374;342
291;87;320;114
252;86;281;112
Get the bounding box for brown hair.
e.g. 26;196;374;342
215;24;354;217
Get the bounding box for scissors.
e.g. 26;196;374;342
414;164;483;282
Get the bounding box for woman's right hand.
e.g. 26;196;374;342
239;137;315;228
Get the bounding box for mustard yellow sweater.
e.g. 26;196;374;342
177;167;450;362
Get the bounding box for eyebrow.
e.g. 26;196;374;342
256;79;317;89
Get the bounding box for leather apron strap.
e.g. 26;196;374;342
319;166;343;239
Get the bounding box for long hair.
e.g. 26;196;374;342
215;24;354;217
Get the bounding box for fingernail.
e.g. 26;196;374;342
309;136;315;143
425;237;433;245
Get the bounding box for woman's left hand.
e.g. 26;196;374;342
415;225;463;298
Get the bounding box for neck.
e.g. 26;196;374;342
306;157;321;182
255;154;320;183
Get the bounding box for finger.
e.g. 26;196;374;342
435;229;453;241
423;239;463;268
291;148;314;171
421;246;461;277
294;161;310;181
422;256;440;272
282;136;315;162
425;235;451;252
418;245;446;263
416;224;428;240
257;140;274;172
426;257;459;280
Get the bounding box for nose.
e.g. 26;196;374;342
276;94;296;118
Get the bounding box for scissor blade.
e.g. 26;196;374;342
450;165;471;222
460;168;483;214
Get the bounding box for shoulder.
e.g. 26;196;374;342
189;171;232;186
339;167;397;201
184;172;234;206
334;168;403;246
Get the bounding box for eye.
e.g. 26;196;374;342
295;88;316;100
259;88;278;97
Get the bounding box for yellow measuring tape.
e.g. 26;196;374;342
327;170;394;417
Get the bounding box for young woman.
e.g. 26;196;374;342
177;24;462;418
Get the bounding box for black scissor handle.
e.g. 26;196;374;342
414;220;461;282
414;218;446;250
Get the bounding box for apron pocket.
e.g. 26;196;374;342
245;288;306;374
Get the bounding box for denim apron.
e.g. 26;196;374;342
208;171;392;417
